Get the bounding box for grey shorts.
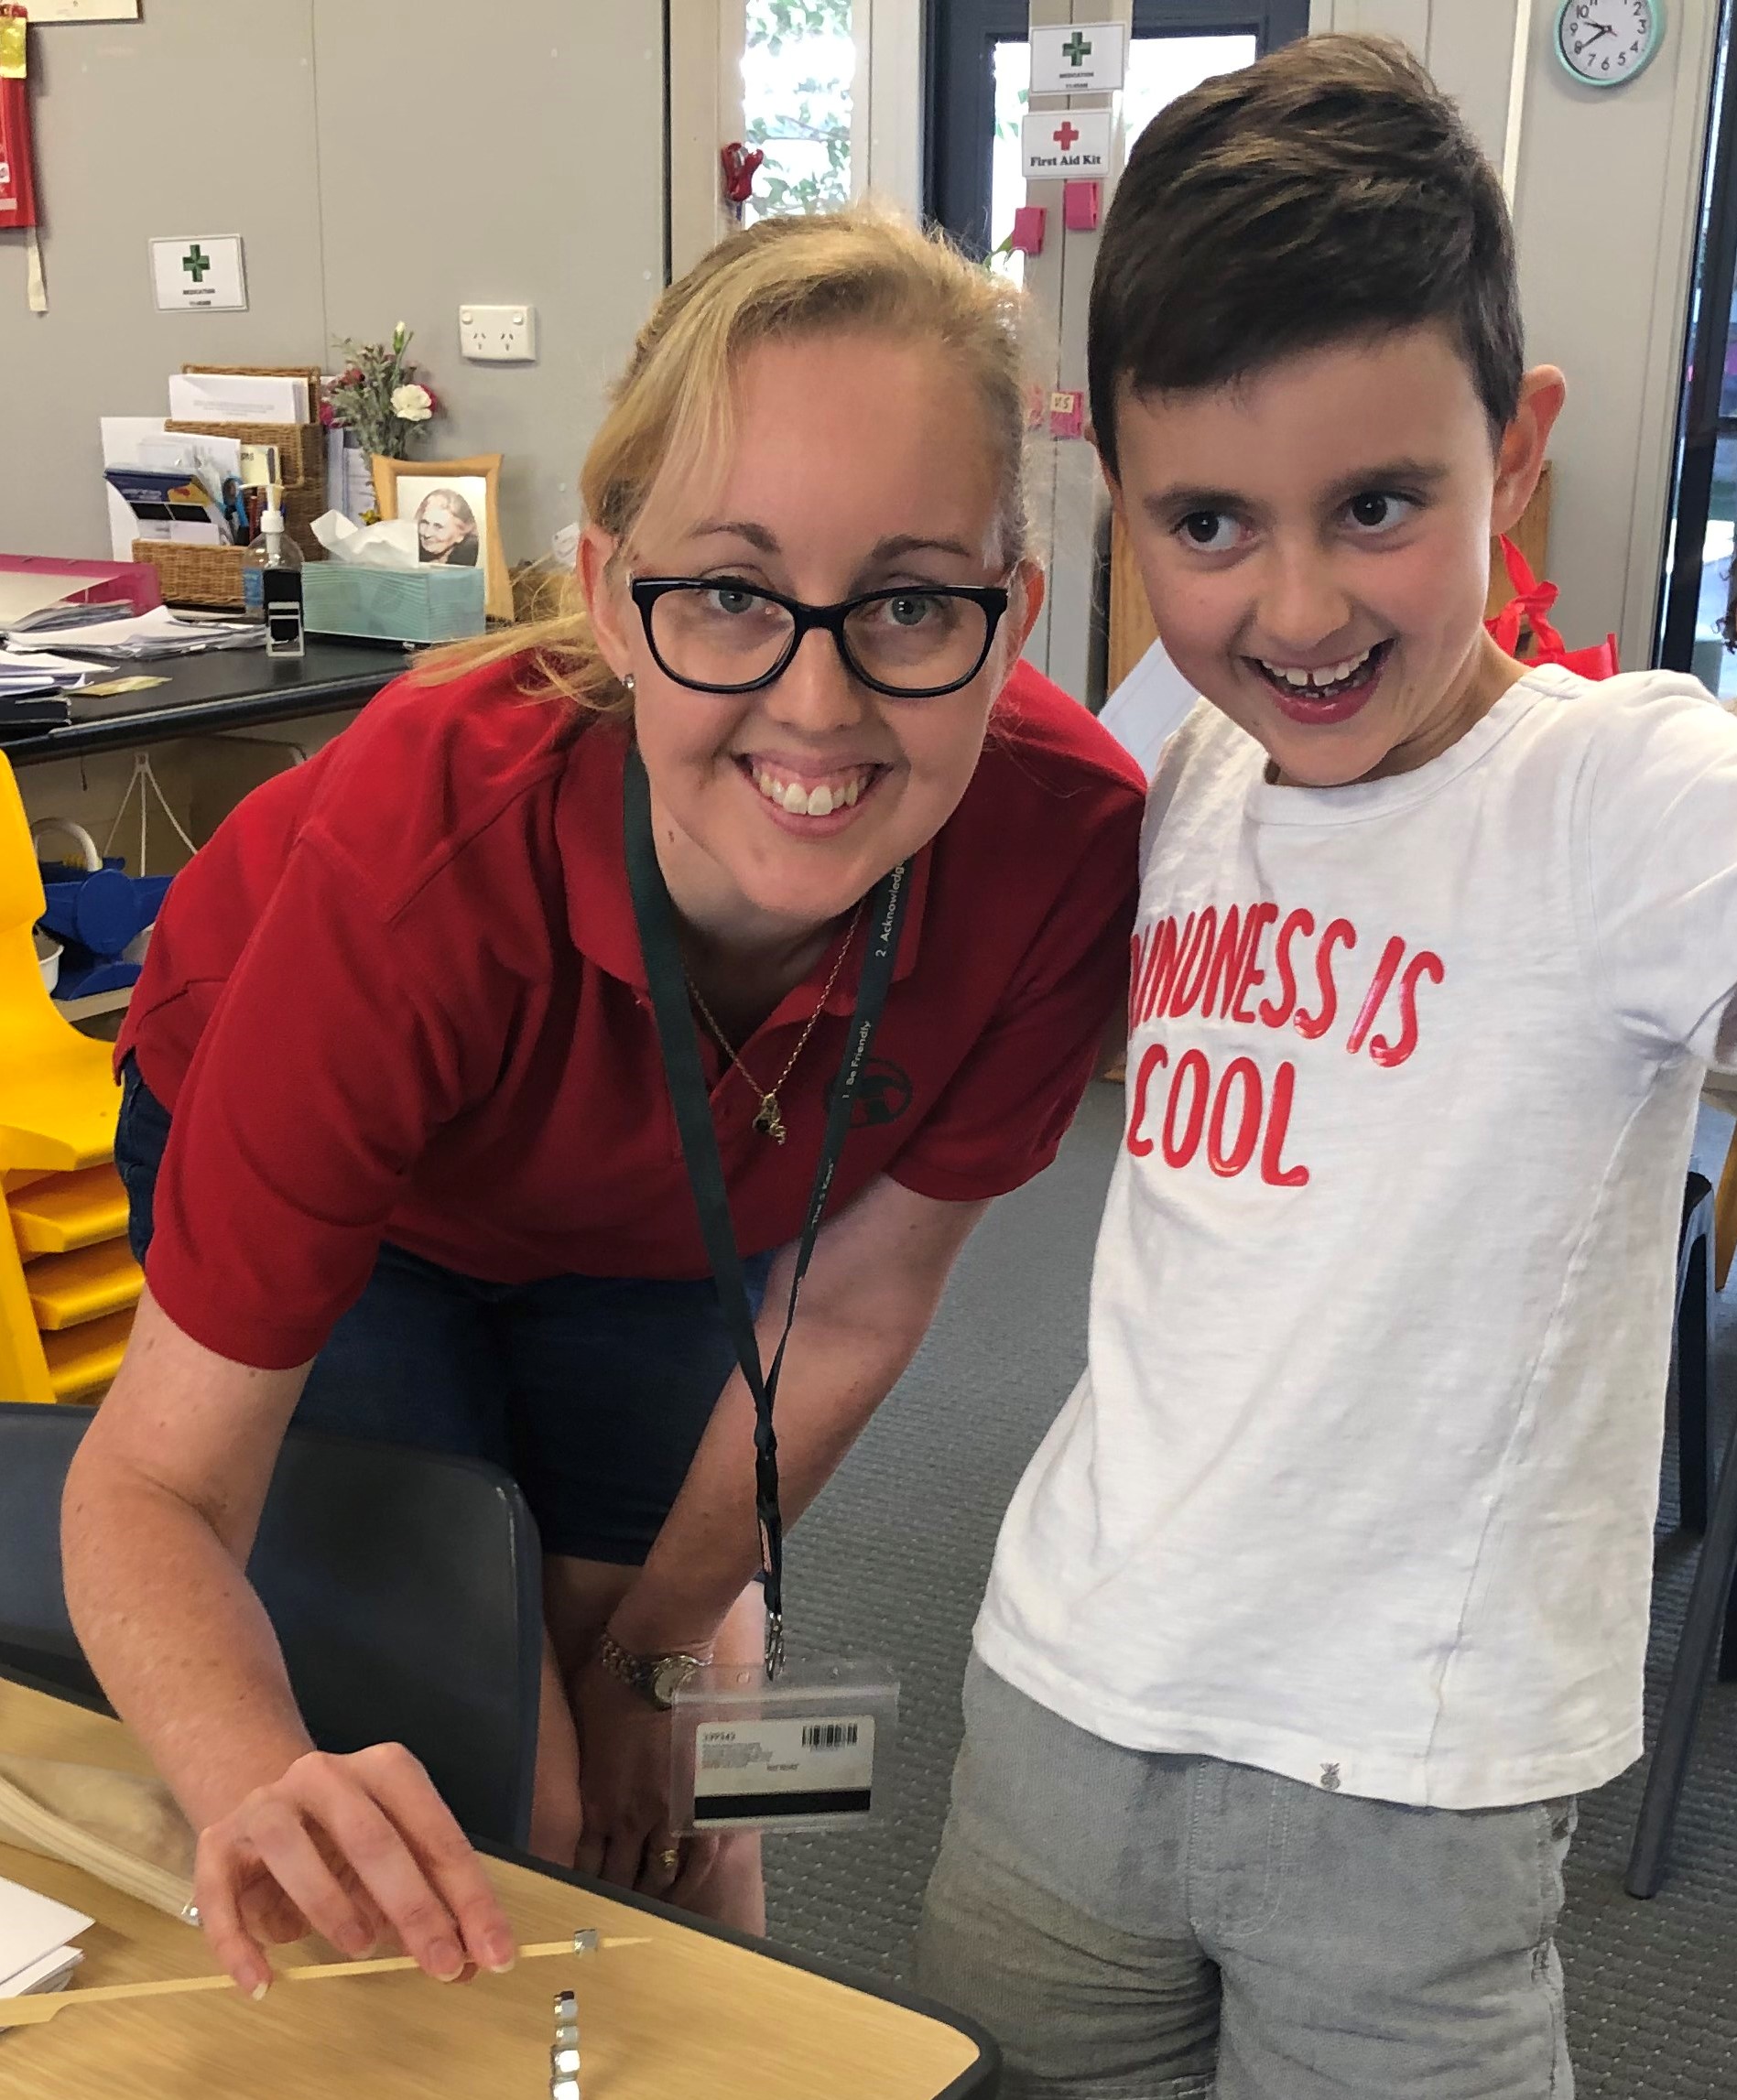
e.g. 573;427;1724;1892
916;1655;1576;2100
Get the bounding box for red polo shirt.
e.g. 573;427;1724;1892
119;655;1144;1370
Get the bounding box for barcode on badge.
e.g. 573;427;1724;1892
802;1722;861;1750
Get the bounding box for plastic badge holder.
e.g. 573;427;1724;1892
670;1658;899;1837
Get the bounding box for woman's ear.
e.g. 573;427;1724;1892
1007;556;1047;658
577;525;635;681
1492;367;1566;538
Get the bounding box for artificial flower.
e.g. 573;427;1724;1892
391;384;434;422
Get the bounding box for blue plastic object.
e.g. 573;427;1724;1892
34;855;172;1001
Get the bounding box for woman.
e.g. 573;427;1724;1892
62;209;1145;1993
414;487;481;567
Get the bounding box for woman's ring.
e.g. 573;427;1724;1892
656;1846;680;1873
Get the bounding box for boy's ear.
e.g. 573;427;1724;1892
1491;366;1567;538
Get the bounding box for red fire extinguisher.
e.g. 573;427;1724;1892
0;4;45;310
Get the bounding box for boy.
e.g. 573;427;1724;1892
918;34;1737;2100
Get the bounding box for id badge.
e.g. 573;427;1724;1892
669;1658;898;1836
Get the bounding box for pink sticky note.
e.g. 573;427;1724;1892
1010;204;1047;256
1048;389;1085;441
1064;180;1102;233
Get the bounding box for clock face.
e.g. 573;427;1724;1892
1556;0;1663;87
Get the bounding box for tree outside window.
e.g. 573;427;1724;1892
742;0;854;222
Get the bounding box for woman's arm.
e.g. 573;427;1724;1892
607;1174;987;1655
61;1290;516;1992
570;1176;983;1891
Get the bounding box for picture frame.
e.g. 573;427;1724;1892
372;453;511;622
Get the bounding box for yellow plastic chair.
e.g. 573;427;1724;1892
0;752;131;1403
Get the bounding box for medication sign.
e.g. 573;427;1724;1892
1029;21;1127;94
150;236;247;312
1020;109;1113;181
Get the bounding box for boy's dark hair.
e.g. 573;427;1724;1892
1089;35;1524;480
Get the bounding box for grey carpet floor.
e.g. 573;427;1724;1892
763;1085;1737;2097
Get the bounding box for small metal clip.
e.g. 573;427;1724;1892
554;2021;580;2048
571;1928;599;1955
550;2080;581;2100
551;2042;581;2076
554;1989;578;2021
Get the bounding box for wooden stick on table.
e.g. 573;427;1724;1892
0;1933;649;2029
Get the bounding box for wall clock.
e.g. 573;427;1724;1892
1554;0;1665;89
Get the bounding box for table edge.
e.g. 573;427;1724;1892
5;664;401;765
0;1662;1001;2097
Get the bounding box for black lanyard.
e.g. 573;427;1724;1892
624;744;911;1679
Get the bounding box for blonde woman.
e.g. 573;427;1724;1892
63;210;1145;1986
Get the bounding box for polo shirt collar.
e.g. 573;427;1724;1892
557;724;929;1012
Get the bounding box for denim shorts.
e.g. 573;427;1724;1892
114;1057;771;1564
917;1655;1576;2100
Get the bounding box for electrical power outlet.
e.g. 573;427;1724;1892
459;304;537;363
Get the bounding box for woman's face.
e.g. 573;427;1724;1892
584;330;1043;938
418;497;467;557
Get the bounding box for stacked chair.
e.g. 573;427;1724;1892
0;752;136;1407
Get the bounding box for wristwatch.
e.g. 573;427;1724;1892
596;1630;710;1711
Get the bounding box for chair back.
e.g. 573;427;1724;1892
0;1402;541;1847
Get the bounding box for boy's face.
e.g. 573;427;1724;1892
1108;324;1561;788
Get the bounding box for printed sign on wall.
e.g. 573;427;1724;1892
1020;109;1113;181
1029;22;1126;95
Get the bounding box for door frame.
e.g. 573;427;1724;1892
924;0;1310;254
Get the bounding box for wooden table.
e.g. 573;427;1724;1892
0;1672;994;2098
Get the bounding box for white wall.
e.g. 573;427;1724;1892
1312;0;1723;668
0;0;666;567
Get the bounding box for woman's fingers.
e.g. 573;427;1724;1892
638;1831;684;1899
598;1819;650;1890
295;1747;514;1977
194;1830;277;1996
190;1744;516;1994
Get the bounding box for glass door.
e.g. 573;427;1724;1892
1657;25;1737;690
928;2;1309;264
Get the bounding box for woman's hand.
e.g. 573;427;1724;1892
570;1656;719;1904
193;1742;517;1997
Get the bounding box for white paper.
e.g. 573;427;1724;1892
168;371;308;427
0;576;95;627
6;607;254;656
310;510;421;568
0;1877;91;1993
101;416;168;561
24;0;137;17
0;1946;84;1998
1094;638;1199;782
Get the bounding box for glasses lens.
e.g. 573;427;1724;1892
842;591;992;694
648;584;794;689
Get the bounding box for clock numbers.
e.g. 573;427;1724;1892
1557;0;1661;87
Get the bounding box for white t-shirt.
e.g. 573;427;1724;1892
977;666;1737;1810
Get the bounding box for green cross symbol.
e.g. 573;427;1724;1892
1062;30;1092;65
181;244;212;284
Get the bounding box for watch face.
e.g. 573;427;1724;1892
652;1656;696;1706
1556;0;1661;86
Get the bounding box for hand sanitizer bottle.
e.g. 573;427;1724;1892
241;487;305;655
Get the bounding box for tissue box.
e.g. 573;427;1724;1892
302;562;486;644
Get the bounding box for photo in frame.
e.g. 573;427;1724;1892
372;453;510;622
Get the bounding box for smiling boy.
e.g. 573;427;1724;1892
918;35;1737;2100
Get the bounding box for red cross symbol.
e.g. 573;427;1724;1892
1053;121;1080;151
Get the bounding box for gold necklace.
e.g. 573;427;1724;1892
683;903;866;1143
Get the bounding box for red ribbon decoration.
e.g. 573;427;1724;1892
720;141;765;208
0;5;38;234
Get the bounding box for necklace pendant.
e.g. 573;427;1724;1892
755;1097;787;1144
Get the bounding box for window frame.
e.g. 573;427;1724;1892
924;0;1310;256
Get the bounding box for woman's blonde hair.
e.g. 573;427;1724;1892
418;205;1031;718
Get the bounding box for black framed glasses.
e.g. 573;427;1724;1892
628;576;1011;699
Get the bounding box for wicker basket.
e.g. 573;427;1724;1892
130;541;249;612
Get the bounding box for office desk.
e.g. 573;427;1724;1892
0;1671;994;2098
5;639;408;767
